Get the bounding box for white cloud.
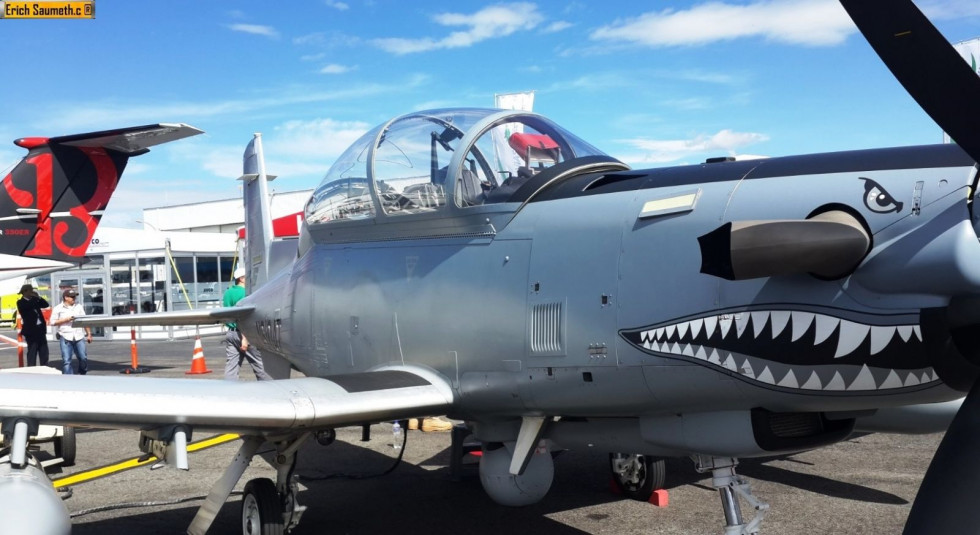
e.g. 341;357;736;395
371;37;438;55
154;125;332;184
27;76;430;132
198;145;247;179
293;31;362;48
319;63;355;74
171;118;372;180
918;0;980;19
324;0;349;11
293;33;326;46
227;23;280;39
412;100;456;111
669;69;741;85
615;129;769;164
591;0;855;48
301;52;326;62
542;71;635;93
120;161;150;177
373;3;544;55
268;118;371;159
661;97;714;111
543;21;573;33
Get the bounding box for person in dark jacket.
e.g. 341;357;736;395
16;283;50;366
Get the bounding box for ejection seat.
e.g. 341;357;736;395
457;167;486;206
484;132;562;204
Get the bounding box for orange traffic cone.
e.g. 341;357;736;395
186;336;213;374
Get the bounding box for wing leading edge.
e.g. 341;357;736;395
0;367;454;434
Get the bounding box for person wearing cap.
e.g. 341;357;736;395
16;283;50;367
50;289;92;375
223;267;272;381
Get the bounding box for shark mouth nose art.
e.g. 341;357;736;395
622;310;939;393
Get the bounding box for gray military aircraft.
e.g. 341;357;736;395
3;1;980;534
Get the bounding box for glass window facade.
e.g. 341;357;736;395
52;250;239;339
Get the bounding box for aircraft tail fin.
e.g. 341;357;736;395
0;123;203;267
240;134;276;289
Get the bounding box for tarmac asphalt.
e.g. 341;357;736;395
0;330;942;534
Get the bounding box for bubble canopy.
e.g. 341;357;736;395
305;108;618;225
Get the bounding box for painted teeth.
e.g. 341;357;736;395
791;311;814;341
642;337;937;391
750;311;768;338
835;320;869;358
801;371;822;390
770;311;790;338
777;369;799;389
638;311;922;361
719;316;733;338
636;311;931;392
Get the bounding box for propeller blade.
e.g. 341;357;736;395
840;0;980;163
904;377;980;533
840;2;980;531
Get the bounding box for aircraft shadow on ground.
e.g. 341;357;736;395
69;438;634;535
661;454;907;506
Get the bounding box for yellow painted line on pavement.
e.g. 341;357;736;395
51;433;240;488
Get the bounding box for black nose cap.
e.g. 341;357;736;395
921;305;980;392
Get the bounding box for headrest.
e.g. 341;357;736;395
508;132;559;154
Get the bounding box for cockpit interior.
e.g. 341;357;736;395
305;108;628;226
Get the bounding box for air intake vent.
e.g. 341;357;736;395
767;412;823;438
530;302;564;355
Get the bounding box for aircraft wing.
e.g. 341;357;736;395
0;367;454;434
71;306;253;327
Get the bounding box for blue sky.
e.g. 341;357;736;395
1;0;979;228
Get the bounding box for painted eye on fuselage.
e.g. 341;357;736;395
860;177;904;214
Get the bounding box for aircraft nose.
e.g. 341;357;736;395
851;206;980;298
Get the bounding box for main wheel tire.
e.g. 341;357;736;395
242;478;284;535
54;426;76;466
609;453;665;502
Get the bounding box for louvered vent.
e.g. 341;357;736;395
531;302;564;354
768;412;823;438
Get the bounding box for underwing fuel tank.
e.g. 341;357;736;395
0;462;70;534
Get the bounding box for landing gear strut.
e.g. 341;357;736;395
187;433;310;535
693;456;769;535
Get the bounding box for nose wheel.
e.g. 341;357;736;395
609;453;666;501
241;478;284;535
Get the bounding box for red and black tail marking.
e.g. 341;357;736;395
0;123;202;263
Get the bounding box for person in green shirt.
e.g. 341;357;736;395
223;267;272;381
